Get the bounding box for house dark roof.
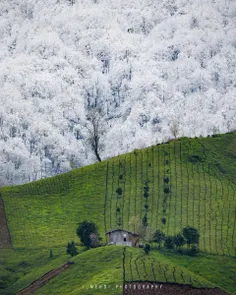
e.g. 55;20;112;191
105;229;139;236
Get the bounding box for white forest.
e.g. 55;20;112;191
0;0;235;185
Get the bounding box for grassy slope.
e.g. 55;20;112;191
0;247;70;295
1;162;107;248
0;246;235;295
0;132;235;294
33;246;235;295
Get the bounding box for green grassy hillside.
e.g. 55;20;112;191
32;247;236;295
0;132;235;294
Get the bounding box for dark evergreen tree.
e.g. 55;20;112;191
144;243;151;254
164;236;174;251
77;221;100;249
66;241;78;256
152;230;165;249
174;233;185;250
182;226;199;248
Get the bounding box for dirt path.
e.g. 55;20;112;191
0;197;11;248
16;261;75;295
123;282;229;295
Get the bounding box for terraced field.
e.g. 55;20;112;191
104;136;236;256
0;132;235;294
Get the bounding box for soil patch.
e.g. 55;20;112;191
123;282;229;295
16;261;75;295
0;197;11;248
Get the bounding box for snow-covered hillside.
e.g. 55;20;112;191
0;0;235;185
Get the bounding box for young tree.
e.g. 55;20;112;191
182;227;200;248
85;108;105;162
152;230;165;249
76;221;100;249
66;241;78;257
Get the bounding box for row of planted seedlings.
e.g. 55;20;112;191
182;140;209;254
104;158;115;230
161;144;171;233
192;139;220;255
172;141;182;235
186;139;227;256
123;152;139;231
124;248;204;288
195;139;223;255
153;144;166;231
114;155;128;230
166;142;178;237
199;139;236;256
113;158;124;229
206;159;234;256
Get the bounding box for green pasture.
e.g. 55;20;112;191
0;132;235;294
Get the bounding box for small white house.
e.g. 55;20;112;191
106;229;139;247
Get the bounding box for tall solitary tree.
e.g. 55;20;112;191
85;108;105;162
76;220;100;249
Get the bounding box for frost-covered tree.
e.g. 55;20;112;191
0;0;235;185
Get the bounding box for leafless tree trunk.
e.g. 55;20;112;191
85;108;105;162
170;120;179;139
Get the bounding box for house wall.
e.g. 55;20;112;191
108;230;139;247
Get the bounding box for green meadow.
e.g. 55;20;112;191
0;132;235;294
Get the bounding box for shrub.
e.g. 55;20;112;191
188;155;202;163
144;191;149;198
49;249;53;259
164;186;170;194
116;187;123;195
66;241;78;256
161;218;166;225
174;233;185;249
116;207;120;212
188;245;200;256
142;214;148;227
152;230;165;248
144;243;151;254
183;226;200;247
164;176;169;183
144;204;149;210
164;236;175;250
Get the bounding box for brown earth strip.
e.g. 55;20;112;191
123;282;229;295
0;197;12;248
16;261;75;295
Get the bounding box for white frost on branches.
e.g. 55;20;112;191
0;0;235;185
